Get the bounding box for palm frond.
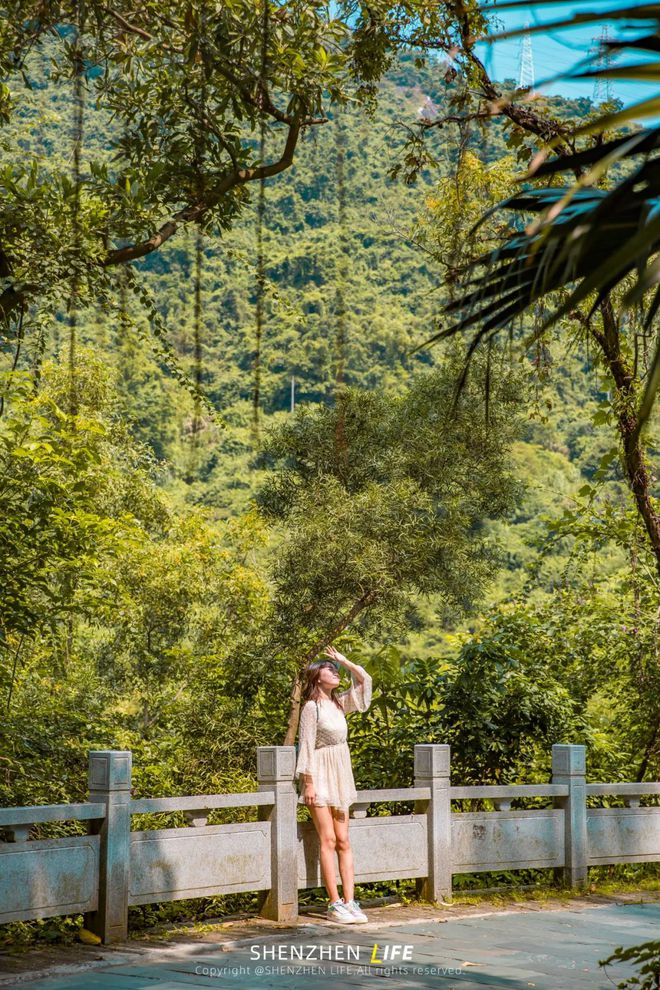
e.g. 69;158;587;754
434;0;660;431
533;128;660;176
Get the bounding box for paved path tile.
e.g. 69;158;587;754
0;903;656;990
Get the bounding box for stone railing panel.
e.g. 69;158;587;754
452;809;564;873
0;835;100;924
129;821;271;905
297;815;428;889
588;808;660;865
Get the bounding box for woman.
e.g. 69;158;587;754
294;645;373;925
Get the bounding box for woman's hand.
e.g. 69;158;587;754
323;645;347;665
303;782;317;806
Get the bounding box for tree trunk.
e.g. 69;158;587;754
282;588;377;746
637;721;658;782
596;301;660;576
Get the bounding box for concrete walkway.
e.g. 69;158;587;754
0;899;657;990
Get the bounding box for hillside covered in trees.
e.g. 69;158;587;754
1;8;658;936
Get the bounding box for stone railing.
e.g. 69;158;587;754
0;744;657;943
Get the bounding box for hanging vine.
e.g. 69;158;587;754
191;5;209;457
30;309;47;396
116;261;130;381
192;223;204;438
120;262;223;425
333;104;349;478
0;302;25;418
67;11;86;419
172;6;211;480
252;0;270;446
1;14;51;416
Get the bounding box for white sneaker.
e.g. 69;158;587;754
343;898;368;923
326;898;357;924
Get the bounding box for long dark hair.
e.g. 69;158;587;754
301;661;343;711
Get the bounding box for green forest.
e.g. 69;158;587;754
1;0;659;940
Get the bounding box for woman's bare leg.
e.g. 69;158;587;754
332;807;354;903
309;804;340;902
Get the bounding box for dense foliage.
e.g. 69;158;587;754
1;39;657;795
0;4;657;941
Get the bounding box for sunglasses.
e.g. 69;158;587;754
311;660;340;672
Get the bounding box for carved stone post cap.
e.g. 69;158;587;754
552;744;586;776
88;750;132;792
257;746;296;783
414;744;450;779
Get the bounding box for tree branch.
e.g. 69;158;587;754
413;4;577;166
105;7;154;42
213;59;294;126
103;116;301;265
283;587;378;746
0;117;303;319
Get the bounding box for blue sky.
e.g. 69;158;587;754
473;0;656;108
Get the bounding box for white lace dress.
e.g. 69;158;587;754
294;665;372;812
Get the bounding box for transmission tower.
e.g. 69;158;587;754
591;27;614;103
517;25;535;93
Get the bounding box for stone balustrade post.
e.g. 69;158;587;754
256;746;298;922
552;743;587;889
83;750;132;943
414;744;452;903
